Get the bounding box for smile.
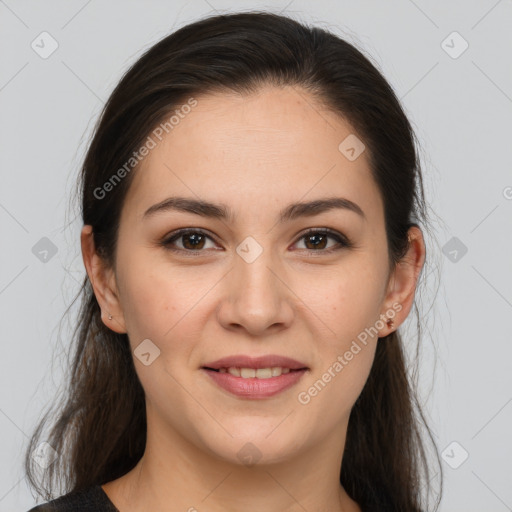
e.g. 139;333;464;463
207;366;297;378
202;367;308;399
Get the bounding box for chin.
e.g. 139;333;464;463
197;421;306;467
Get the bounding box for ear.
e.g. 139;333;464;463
377;225;426;337
80;225;127;334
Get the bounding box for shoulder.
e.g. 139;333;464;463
26;485;119;512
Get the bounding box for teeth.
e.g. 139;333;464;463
220;367;292;378
241;368;256;378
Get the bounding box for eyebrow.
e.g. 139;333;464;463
142;196;366;223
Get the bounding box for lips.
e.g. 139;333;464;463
202;354;308;371
203;367;307;399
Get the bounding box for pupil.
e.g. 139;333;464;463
184;233;204;250
306;234;326;250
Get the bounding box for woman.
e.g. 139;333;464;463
25;10;442;512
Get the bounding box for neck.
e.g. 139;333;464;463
102;408;361;512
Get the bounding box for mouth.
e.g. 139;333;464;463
202;354;309;373
200;355;309;399
202;366;307;379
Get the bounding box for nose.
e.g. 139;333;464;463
215;243;294;336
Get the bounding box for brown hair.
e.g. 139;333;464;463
25;11;443;511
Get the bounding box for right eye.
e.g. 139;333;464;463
160;229;220;253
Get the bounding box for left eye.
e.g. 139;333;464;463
293;229;348;252
160;228;350;254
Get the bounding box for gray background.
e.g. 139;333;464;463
1;1;511;511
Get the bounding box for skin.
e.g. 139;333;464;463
81;84;425;512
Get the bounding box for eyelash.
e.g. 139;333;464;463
159;228;353;255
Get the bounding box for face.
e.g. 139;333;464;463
88;85;417;466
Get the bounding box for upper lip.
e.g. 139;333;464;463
202;354;308;370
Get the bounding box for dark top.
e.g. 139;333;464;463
27;484;389;511
26;485;119;512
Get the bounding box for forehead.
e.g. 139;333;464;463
122;85;383;225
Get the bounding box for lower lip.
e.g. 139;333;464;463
202;368;308;399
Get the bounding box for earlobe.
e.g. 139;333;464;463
378;226;426;337
80;225;127;334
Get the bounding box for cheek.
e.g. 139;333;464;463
295;282;380;429
295;256;385;340
116;254;207;398
291;258;383;407
296;342;376;440
117;249;203;339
